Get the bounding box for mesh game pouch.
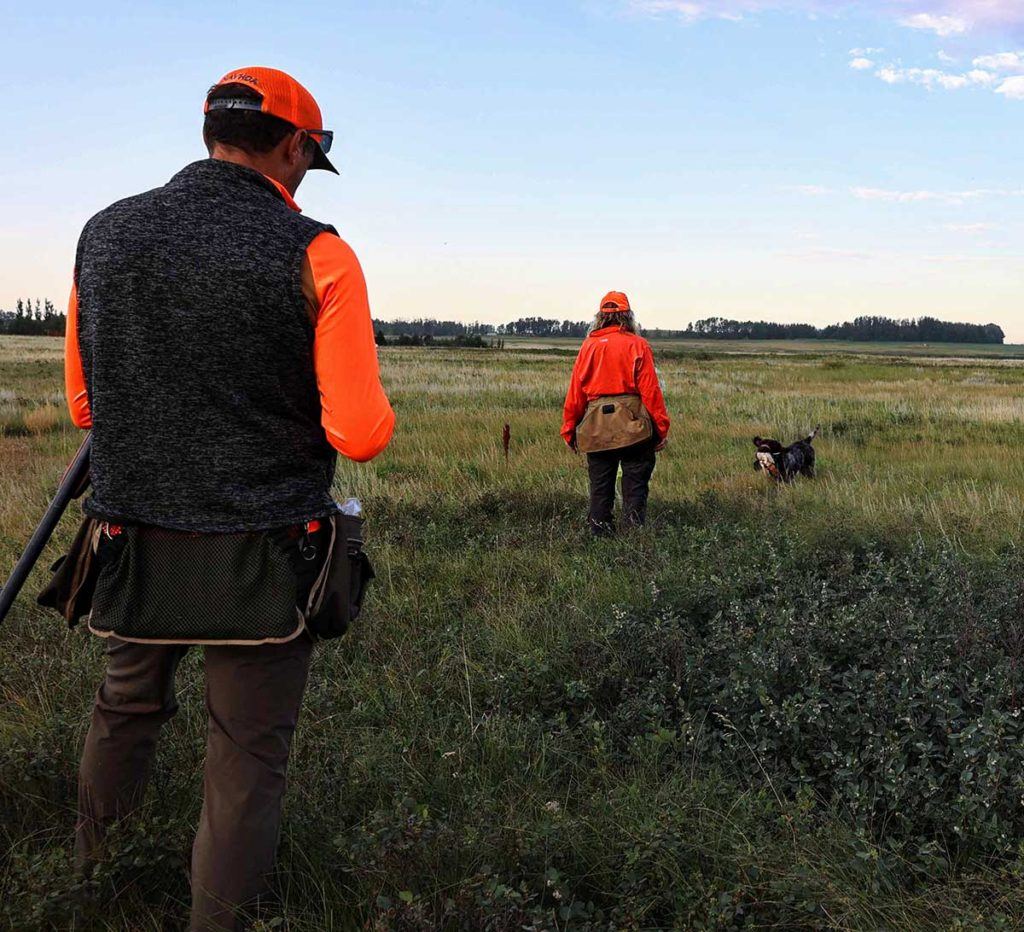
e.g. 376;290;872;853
88;525;304;644
305;513;375;640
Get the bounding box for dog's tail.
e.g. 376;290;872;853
806;426;820;443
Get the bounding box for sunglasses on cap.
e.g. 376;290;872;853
206;97;333;154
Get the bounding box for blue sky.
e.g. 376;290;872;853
2;1;1023;339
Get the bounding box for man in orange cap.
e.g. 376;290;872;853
66;68;394;929
561;292;670;535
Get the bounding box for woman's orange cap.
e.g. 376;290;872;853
599;291;631;314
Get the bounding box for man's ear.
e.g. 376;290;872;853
289;129;306;165
282;128;309;166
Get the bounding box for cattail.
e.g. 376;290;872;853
502;423;511;462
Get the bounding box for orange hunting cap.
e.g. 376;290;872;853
204;67;338;174
599;291;631;314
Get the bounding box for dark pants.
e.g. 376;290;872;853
586;439;657;535
76;634;314;931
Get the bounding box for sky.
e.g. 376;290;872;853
2;1;1023;340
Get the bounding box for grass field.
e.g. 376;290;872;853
4;334;1024;930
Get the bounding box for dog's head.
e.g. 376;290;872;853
753;437;785;455
753;437;784;479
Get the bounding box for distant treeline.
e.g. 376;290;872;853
375;315;1006;345
375;332;504;349
0;302;1004;346
374;317;590;339
0;299;65;336
676;316;1006;344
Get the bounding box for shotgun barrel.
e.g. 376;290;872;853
0;433;92;626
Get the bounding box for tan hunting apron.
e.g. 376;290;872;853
575;393;654;454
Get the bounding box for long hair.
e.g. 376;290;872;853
590;309;638;334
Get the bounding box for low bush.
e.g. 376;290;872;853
493;528;1024;887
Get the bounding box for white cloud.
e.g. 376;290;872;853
941;1;1024;31
996;75;1024;99
791;184;831;195
630;0;1024;106
852;187;1024;205
854;187;955;203
933;71;971;89
973;52;1024;73
919;252;1019;264
966;68;998;85
778;245;1022;265
900;13;970;36
865;49;1024;99
779;246;879;261
628;1;750;20
628;2;1024;31
937;50;957;64
872;65;992;90
942;222;997;234
631;0;702;18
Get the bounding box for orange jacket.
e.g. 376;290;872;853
66;174;394;463
561;326;670;445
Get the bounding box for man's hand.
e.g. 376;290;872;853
655;437;668;453
568;433;579;454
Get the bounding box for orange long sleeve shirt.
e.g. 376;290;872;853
561;325;671;445
66;175;394;464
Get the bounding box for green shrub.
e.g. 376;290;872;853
495;530;1024;885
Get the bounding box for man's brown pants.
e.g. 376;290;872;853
75;634;314;931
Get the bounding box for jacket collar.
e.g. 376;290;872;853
169;159;302;213
589;325;626;338
261;174;301;213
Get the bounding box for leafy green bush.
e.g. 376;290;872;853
495;529;1024;884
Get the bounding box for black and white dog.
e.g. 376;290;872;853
753;428;819;482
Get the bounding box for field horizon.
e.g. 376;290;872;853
502;335;1024;360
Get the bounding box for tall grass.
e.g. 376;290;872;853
4;337;1024;929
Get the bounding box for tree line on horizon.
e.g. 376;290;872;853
0;300;1006;345
0;298;64;336
374;314;1007;345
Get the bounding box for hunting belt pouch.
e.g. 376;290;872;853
304;513;375;641
37;514;104;627
575;393;653;454
87;523;307;645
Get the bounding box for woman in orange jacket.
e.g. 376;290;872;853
561;292;670;536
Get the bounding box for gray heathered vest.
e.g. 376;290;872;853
75;158;338;532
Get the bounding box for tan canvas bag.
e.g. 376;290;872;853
575;394;653;454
